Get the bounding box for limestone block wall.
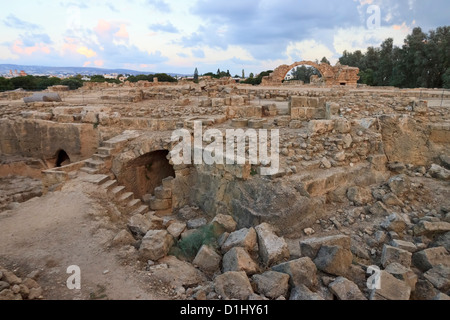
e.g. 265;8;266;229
0;119;99;165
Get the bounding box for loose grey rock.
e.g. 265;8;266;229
252;271;290;299
370;271;411;300
289;284;324;300
313;245;353;277
423;265;450;292
211;214;237;232
127;214;152;238
272;257;318;289
412;246;450;272
414;221;450;236
381;245;412;268
139;230;174;261
222;247;259;276
255;223;289;267
187;217;207;229
221;228;258;254
328;276;367;300
192;245;221;274
300;234;351;259
214;271;254;300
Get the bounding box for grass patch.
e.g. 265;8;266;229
170;223;224;260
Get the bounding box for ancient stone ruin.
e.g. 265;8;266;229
0;78;449;301
262;61;360;87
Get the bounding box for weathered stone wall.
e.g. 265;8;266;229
0;119;99;164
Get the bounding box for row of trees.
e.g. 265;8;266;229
0;75;84;92
0;72;178;92
339;26;450;88
126;73;177;83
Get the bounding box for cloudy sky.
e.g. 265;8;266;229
0;0;448;75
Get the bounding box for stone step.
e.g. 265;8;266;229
102;179;118;191
127;199;142;210
92;153;111;161
80;167;99;174
149;197;172;211
81;174;109;185
131;205;149;216
110;186;126;197
154;208;173;217
103;139;128;150
97;147;114;156
118;192;134;203
85;159;105;169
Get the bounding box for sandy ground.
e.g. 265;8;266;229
0;177;168;300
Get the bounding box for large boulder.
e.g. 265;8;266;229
423;265;450;292
192;245;221;274
150;256;207;288
313;245;353;277
380;245;412;268
127;214;153;238
370;270;411;300
428;164;450;181
289;284;324;300
272;257;318;289
139;230;174;261
328;276;367;300
346;186;372;206
300;235;351;259
222;247;259;275
412;247;450;272
212;214;237;233
255;223;289;266
251;271;290;299
413;221;450;237
221;228;258;254
214;271;254;300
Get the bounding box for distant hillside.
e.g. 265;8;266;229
0;64;182;77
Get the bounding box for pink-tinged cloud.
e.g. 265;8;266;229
12;40;51;56
94;19;111;37
115;24;129;39
393;22;408;31
94;60;104;67
83;61;92;67
77;46;97;58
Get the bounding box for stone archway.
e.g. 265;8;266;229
261;61;359;87
119;150;175;199
55;149;70;167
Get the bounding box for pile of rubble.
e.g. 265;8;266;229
0;266;43;300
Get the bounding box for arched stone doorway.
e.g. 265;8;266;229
261;61;359;87
120;150;175;199
55;149;70;167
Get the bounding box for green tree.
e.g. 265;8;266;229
242;69;245;78
0;77;14;92
249;72;254;78
36;77;61;90
60;78;83;90
320;57;330;65
10;75;37;90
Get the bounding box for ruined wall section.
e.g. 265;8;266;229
0;118;99;164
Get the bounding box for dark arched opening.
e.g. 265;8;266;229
120;150;175;199
55;150;70;167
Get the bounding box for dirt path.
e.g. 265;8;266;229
0;177;168;300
